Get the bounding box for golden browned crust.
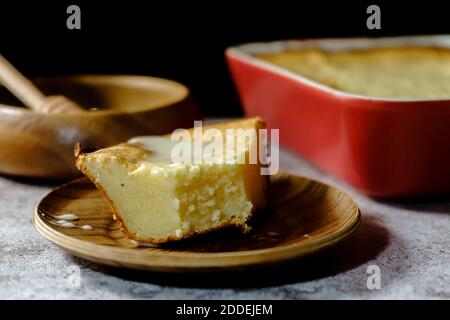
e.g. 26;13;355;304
164;117;266;139
133;218;251;244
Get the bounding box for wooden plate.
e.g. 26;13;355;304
33;172;360;272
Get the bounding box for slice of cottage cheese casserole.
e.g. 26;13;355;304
75;118;267;243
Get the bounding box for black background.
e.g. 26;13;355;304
1;1;449;116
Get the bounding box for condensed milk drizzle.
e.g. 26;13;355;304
40;212;94;230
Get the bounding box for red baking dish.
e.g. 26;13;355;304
226;35;450;198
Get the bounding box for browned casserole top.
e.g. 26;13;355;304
258;47;450;98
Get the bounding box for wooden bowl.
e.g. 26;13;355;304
33;172;361;272
0;75;200;180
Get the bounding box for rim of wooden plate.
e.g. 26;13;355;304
33;174;361;272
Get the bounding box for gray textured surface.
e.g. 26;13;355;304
0;147;449;300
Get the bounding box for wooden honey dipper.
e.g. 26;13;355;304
0;54;83;114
